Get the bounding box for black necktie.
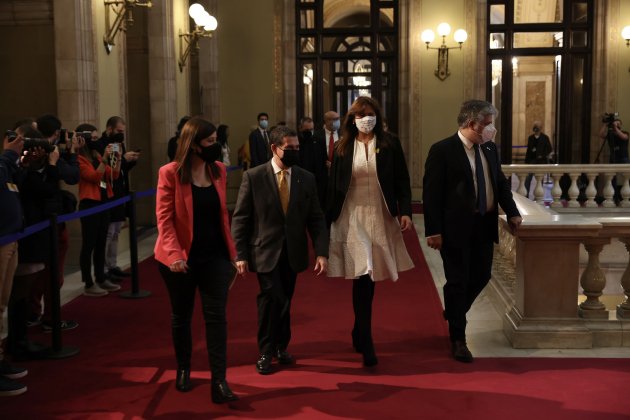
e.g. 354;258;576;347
474;144;487;215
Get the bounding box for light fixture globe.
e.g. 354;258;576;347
205;15;218;31
421;29;435;44
437;22;451;37
622;26;630;42
188;3;204;20
195;10;211;27
454;29;468;44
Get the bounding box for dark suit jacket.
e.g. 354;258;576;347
231;161;329;273
249;129;269;168
299;131;328;205
423;133;520;247
327;133;412;223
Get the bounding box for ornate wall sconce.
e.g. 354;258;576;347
178;3;218;72
103;0;152;54
421;23;467;81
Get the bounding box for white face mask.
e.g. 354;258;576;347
355;116;377;134
481;123;497;143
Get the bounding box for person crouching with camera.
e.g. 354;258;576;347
599;116;629;164
599;116;629;203
76;124;121;296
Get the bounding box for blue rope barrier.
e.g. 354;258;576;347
0;164;245;247
0;188;154;246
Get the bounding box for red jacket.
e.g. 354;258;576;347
154;161;237;266
78;155;119;201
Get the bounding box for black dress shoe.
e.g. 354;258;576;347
109;267;131;277
451;340;474;363
175;369;191;392
211;380;239;403
275;349;294;365
256;354;273;375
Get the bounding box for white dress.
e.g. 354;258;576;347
328;137;414;281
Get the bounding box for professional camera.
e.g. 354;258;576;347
602;112;619;125
23;138;54;153
78;131;93;141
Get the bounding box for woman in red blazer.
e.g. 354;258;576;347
77;124;121;297
155;118;238;404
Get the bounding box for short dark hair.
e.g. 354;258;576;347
257;112;269;121
12;118;35;130
76;123;98;133
16;124;43;139
106;116;125;129
457;100;497;128
176;116;190;132
270;126;297;147
36;114;61;137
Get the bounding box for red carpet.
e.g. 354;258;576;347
3;229;629;419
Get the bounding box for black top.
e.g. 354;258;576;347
188;183;228;265
607;130;630;163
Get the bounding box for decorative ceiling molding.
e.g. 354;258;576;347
0;0;53;26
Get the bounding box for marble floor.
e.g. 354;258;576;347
6;219;630;359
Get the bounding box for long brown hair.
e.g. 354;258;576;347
173;117;220;184
336;96;389;157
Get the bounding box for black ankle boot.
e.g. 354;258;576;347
361;341;378;367
175;369;191;392
211;379;239;403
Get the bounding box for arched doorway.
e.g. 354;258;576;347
296;0;398;130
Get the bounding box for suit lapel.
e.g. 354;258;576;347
287;167;301;214
480;143;498;194
264;162;284;216
450;135;475;194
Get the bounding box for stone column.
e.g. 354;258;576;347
53;0;99;128
198;0;219;121
147;0;178;221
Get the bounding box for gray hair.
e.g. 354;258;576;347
270;125;298;147
457;100;497;128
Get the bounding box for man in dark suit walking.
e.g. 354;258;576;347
423;100;522;363
311;111;340;204
299;116;328;206
249;112;271;168
232;126;329;375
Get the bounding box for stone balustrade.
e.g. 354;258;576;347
502;163;630;209
493;194;630;348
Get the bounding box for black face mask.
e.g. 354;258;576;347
197;142;222;163
279;148;300;167
301;130;313;140
110;132;124;144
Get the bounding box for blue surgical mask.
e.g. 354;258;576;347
259;120;269;130
331;119;340;131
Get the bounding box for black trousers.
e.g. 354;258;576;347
352;274;375;351
256;245;297;355
6;271;39;356
158;256;234;381
440;214;494;342
79;199;110;287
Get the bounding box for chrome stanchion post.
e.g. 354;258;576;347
120;192;151;298
43;213;79;359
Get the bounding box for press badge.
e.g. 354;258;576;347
6;182;19;192
100;181;107;189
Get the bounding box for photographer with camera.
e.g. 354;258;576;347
524;121;552;198
599;114;629;164
96;116;140;282
0;129;28;396
6;124;70;362
76;124;121;296
24;114;80;332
